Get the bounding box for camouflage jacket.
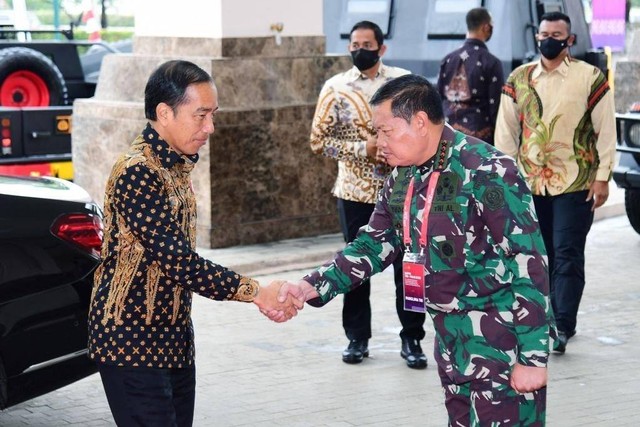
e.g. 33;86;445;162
305;125;554;382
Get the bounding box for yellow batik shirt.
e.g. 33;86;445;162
88;124;259;368
495;57;616;196
310;63;410;204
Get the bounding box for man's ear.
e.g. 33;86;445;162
413;111;430;136
156;103;172;125
569;33;577;46
378;44;387;57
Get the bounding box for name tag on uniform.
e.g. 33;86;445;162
403;252;426;313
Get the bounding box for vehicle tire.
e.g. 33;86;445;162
625;189;640;235
0;47;68;107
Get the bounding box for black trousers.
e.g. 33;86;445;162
98;364;196;427
337;198;426;342
533;190;594;335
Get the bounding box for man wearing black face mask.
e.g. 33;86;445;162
310;20;427;369
437;7;504;145
495;11;616;355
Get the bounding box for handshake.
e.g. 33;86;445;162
252;280;319;322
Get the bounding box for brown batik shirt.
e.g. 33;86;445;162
310;63;410;204
88;123;258;368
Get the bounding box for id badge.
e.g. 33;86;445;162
402;252;426;313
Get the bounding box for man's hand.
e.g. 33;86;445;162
277;280;319;305
509;363;547;393
587;180;609;211
253;280;304;323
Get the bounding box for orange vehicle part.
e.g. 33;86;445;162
0;161;73;180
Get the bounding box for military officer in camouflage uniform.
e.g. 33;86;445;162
278;74;554;425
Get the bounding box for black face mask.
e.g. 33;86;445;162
538;36;570;60
351;48;380;71
486;24;493;42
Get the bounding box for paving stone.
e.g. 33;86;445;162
1;187;638;426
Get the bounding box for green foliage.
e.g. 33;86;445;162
6;0;133;28
25;0;57;10
14;27;132;42
74;28;132;41
34;10;133;27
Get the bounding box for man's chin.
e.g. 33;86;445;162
188;141;207;155
386;159;405;167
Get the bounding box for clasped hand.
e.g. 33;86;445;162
252;280;303;322
252;280;318;322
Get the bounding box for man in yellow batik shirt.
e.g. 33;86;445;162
310;20;427;368
495;11;616;355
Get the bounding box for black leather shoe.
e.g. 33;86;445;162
401;338;427;369
342;339;369;364
553;331;568;354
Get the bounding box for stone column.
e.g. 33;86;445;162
615;28;640;112
72;0;350;248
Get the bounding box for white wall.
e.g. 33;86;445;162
134;0;322;38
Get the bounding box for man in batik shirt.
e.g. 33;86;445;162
284;75;554;425
438;7;504;145
495;12;616;354
310;20;427;368
89;60;298;426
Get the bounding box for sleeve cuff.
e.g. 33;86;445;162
232;277;260;302
302;272;332;307
517;350;549;368
596;169;612;182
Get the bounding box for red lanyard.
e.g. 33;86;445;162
402;171;441;253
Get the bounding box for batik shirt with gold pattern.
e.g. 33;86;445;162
88;124;258;368
495;57;616;196
310;63;410;204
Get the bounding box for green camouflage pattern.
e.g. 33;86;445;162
440;367;546;426
305;126;554;384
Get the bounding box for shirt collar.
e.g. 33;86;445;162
532;56;571;79
143;123;199;170
464;38;487;49
346;61;387;82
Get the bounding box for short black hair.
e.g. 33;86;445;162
350;20;384;47
370;74;444;124
144;60;213;121
540;11;572;32
466;7;492;32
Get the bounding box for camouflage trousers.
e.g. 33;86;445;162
439;367;546;426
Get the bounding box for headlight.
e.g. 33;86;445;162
625;121;640;148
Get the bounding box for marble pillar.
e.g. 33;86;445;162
72;37;351;247
615;29;640;113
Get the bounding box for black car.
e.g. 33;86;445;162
0;174;103;409
613;111;640;235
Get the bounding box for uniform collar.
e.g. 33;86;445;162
417;124;455;174
143;123;199;170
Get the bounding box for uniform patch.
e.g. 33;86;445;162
474;172;499;189
438;239;456;259
482;187;505;211
433;173;460;214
